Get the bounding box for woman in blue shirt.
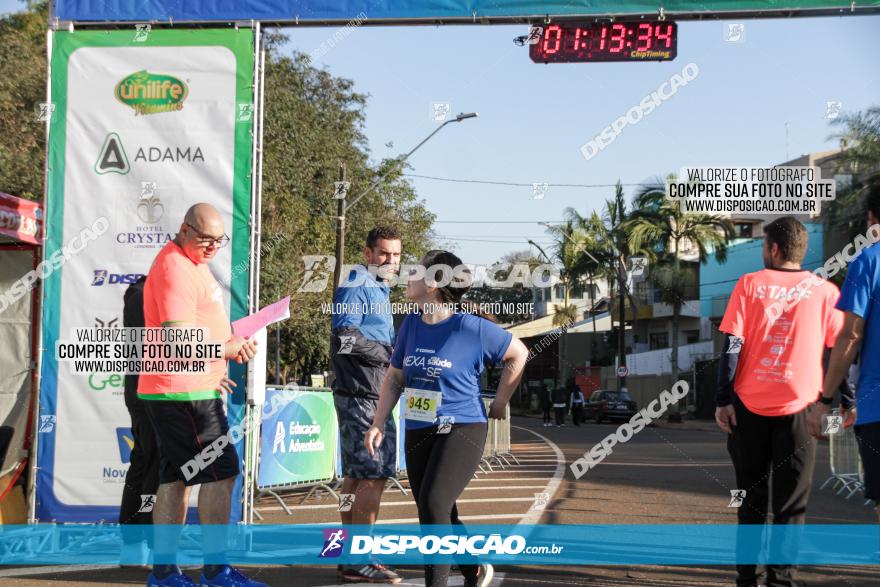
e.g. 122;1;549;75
365;250;527;587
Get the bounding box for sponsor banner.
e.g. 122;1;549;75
53;1;880;23
0;524;879;565
258;389;337;488
38;29;255;522
0;192;42;245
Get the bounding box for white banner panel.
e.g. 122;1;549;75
39;29;255;522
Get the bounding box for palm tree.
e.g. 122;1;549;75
562;182;644;382
541;219;583;387
624;176;735;418
825;106;880;267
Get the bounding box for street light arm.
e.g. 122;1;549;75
345;112;478;212
527;239;552;264
539;221;601;266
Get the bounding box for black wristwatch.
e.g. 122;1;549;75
817;394;834;406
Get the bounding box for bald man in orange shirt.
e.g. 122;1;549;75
139;203;264;587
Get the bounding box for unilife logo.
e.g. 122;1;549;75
114;70;188;116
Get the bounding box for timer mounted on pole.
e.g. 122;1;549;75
528;20;678;63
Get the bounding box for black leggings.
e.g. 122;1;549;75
405;422;488;587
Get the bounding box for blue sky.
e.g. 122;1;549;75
3;1;878;264
283;16;878;263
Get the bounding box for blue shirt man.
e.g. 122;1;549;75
329;226;403;585
836;244;880;425
816;179;880;516
331;264;394;398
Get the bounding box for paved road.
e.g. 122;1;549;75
1;416;877;586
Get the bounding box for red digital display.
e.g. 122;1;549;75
529;21;677;63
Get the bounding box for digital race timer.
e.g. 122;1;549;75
529;21;678;63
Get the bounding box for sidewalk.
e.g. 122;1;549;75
511;407;720;432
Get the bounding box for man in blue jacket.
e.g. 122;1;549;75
331;226;402;584
811;179;880;523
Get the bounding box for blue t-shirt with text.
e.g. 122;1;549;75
330;265;393;345
836;244;880;425
390;313;513;430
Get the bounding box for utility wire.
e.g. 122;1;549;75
404;174;653;189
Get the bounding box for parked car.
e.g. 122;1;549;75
584;389;637;423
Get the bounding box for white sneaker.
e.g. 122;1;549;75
476;563;494;587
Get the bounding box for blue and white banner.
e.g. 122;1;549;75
38;29;255;522
1;524;879;565
52;1;880;23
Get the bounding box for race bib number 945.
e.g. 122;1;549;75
404;388;442;423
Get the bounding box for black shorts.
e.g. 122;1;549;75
334;394;397;479
855;421;880;502
144;398;240;486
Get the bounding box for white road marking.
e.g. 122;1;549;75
461;484;548;490
467;477;552;482
591;461;729;467
0;565;118;577
476;469;556;473
317;571;506;586
260;497;538;512
513;426;565;526
361;513;527;524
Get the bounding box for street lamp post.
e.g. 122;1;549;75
537;222;627;393
334;112;479;290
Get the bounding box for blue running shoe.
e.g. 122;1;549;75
199;566;268;587
147;571;197;586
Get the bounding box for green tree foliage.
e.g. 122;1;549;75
0;9;435;382
462;249;539;325
0;2;47;200
825;106;880;249
625;178;734;385
260;32;434;382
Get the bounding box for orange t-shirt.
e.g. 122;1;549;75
719;268;843;416
137;241;231;400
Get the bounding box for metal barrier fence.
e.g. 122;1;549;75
252;387;339;520
819;411;872;506
252;391;515;519
477;397;516;473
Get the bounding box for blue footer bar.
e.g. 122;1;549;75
0;524;878;565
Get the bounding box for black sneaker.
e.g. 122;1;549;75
465;564;494;587
339;564;402;584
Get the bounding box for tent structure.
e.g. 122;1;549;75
0;192;43;522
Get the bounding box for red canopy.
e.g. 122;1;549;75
0;192;42;246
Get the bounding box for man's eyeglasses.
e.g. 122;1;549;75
185;222;230;248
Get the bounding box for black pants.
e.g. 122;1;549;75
542;406;551;424
571;405;584;426
554;406;565;425
405;423;487;587
119;398;160;544
727;398;815;587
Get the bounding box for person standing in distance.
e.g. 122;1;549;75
716;216;847;587
331;226;402;584
119;275;160;563
810;179;880;521
139;203;262;587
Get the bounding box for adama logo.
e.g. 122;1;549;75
114;70;188;116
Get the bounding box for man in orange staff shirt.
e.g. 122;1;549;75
716;217;847;587
139;203;262;587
